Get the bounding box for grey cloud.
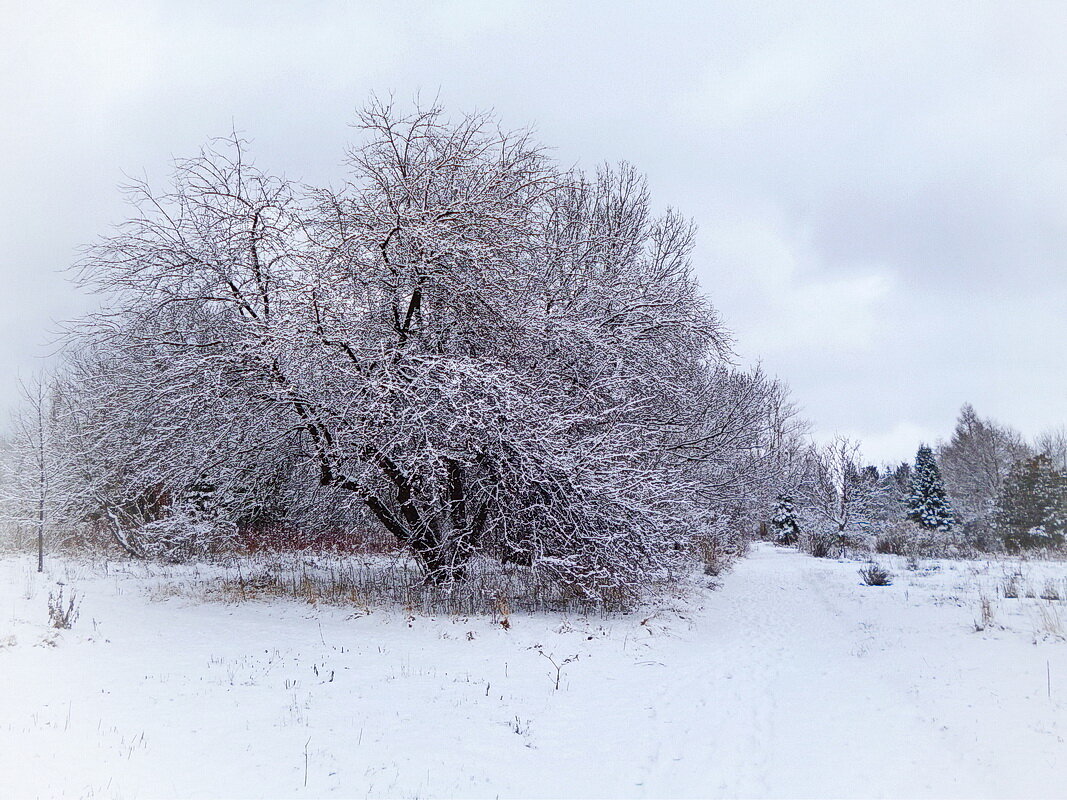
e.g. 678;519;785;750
2;1;1064;464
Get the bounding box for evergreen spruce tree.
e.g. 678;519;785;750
993;455;1067;550
908;444;956;531
771;493;801;545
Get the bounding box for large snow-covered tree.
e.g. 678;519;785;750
2;377;60;570
800;436;884;534
907;444;955;531
59;102;781;597
993;455;1067;550
938;404;1030;521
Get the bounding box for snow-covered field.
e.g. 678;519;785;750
2;544;1065;799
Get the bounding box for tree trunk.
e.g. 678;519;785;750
37;472;44;573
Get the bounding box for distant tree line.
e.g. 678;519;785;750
767;404;1066;555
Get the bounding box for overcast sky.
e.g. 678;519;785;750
2;1;1065;464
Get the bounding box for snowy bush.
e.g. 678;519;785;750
873;522;928;556
858;562;892;586
802;530;837;559
873;521;977;559
873;527;909;556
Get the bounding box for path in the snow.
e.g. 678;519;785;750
601;545;1063;798
500;544;1066;798
0;544;1064;798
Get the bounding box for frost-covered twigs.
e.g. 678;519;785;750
532;645;579;691
974;589;997;632
800;436;886;536
47;584;80;629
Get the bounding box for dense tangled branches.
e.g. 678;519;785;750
22;102;797;599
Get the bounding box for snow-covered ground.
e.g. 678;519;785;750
1;543;1065;799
